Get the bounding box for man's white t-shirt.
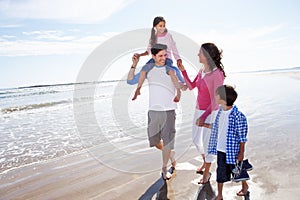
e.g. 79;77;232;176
146;66;177;111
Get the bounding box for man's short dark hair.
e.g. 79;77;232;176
216;85;238;106
151;43;167;55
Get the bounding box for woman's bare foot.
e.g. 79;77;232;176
198;172;211;184
196;163;205;174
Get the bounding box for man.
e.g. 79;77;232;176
131;43;180;179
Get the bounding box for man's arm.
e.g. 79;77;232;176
127;55;139;82
168;69;182;89
132;71;146;100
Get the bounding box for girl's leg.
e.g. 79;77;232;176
146;58;155;64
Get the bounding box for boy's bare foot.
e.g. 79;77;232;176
214;195;223;200
236;187;249;196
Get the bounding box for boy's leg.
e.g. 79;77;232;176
214;151;232;198
215;182;224;200
237;180;249;196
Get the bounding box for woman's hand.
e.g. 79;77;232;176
196;117;205;127
177;61;185;71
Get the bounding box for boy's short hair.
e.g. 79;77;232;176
216;85;238;106
151;43;167;55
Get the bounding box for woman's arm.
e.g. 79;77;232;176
177;62;198;90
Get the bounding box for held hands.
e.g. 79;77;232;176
196;117;205;127
177;61;185;71
177;59;182;67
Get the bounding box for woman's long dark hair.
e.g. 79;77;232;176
201;43;226;77
150;16;168;46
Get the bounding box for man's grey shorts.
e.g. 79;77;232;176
147;110;176;149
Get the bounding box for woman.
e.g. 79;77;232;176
178;43;226;184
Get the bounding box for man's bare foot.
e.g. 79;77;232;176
170;151;176;169
162;166;172;180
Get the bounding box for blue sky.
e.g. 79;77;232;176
0;0;299;88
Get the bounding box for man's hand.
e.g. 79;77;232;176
132;54;140;67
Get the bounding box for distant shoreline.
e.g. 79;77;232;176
1;66;299;90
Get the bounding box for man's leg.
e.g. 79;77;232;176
161;110;176;179
161;146;172;179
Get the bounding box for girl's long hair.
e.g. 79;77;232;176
150;16;168;47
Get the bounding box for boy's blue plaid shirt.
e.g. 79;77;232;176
208;105;248;164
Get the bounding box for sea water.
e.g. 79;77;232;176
0;81;138;173
1;68;300;174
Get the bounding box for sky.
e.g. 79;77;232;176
0;0;299;88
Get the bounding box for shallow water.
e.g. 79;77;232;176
1;69;300;175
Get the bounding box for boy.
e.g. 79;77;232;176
204;85;250;199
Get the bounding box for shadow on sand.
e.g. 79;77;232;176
138;169;250;200
195;181;216;200
195;181;250;200
138;168;174;200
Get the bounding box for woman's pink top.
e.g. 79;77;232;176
182;68;224;121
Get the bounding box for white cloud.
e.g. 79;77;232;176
0;24;24;28
22;30;76;41
0;32;119;56
0;0;135;24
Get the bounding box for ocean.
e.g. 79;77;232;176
0;81;134;173
1;68;300;199
1;67;300;175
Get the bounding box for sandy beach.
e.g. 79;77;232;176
1;70;300;200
